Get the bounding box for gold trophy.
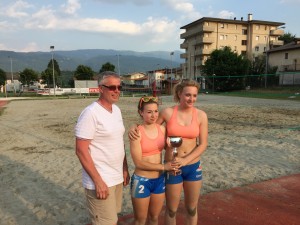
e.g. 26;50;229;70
169;136;183;175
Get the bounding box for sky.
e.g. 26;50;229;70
0;0;299;53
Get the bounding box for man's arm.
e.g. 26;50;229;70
76;138;109;199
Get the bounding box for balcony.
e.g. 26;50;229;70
203;26;215;32
181;29;202;39
202;37;214;43
194;37;214;45
195;49;212;56
269;40;284;46
180;53;188;59
270;29;284;36
180;42;188;49
180;26;215;39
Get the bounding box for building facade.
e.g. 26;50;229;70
180;14;285;79
267;38;300;85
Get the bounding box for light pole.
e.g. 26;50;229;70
8;56;15;95
212;74;216;93
170;52;174;95
50;46;56;96
116;54;121;75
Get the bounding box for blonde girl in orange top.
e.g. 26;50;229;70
157;79;208;225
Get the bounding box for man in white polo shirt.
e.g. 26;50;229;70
75;71;130;225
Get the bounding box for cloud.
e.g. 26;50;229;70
20;42;39;52
0;43;10;50
69;18;142;34
92;0;152;6
61;0;81;15
0;21;11;30
24;7;57;29
161;0;201;20
280;0;300;4
3;0;33;18
0;0;181;51
21;4;177;39
218;10;235;19
141;17;179;43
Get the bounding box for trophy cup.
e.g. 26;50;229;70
169;136;183;175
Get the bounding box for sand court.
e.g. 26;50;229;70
0;95;299;224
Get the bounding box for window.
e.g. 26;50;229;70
234;35;237;41
241;51;247;56
255;25;260;30
220;23;224;28
256;36;259;41
242;29;248;35
220;35;228;40
242;40;247;45
285;53;288;59
255;46;259;51
264;47;267;52
235;25;238;30
264;36;267;41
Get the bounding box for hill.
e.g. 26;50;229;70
0;49;183;74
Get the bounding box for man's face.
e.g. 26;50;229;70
99;77;121;103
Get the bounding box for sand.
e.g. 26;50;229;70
0;95;299;225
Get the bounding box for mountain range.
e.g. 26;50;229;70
0;49;184;74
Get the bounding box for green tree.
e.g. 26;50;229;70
19;68;39;86
41;59;61;87
74;65;94;80
201;46;250;91
99;62;116;73
279;32;296;44
0;68;6;86
248;55;280;88
247;54;266;87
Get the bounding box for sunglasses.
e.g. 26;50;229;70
139;96;158;108
101;85;122;91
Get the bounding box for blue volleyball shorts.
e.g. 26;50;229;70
130;173;165;198
165;161;202;184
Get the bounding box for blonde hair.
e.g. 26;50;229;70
173;79;200;102
137;96;159;116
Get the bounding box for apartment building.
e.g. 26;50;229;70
180;14;285;79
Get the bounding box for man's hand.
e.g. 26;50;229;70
128;124;140;141
94;179;109;199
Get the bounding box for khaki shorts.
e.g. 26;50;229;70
85;183;123;225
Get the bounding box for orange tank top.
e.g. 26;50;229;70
166;106;199;139
139;124;165;157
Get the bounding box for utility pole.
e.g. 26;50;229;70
8;56;16;95
116;54;121;75
170;52;174;95
50;46;56;96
